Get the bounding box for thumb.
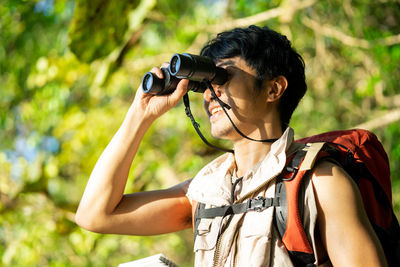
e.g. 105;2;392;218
168;79;189;104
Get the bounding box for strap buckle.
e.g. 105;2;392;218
247;196;267;212
247;196;280;212
283;166;299;181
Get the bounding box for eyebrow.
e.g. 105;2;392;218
216;60;235;68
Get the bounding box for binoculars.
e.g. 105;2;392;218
141;53;228;95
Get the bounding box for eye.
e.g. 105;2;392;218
216;64;235;85
225;69;234;81
217;70;231;86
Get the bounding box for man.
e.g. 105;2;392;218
75;25;387;266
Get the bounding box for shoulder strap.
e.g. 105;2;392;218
274;142;328;267
193;202;204;242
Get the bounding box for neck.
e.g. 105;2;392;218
232;125;283;177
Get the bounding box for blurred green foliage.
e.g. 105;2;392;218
1;0;400;266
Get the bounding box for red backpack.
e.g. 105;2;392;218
275;129;400;266
193;129;400;266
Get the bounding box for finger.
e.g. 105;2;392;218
161;62;169;69
169;79;189;104
150;66;164;79
176;78;189;91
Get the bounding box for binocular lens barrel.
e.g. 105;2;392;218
142;68;179;95
169;53;227;85
141;53;228;95
142;68;206;95
142;72;158;94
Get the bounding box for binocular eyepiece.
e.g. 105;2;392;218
141;53;228;95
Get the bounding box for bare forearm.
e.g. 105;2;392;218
76;105;153;224
75;67;189;233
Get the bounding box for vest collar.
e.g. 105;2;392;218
187;127;295;206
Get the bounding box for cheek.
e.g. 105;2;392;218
237;96;268;119
224;75;266;113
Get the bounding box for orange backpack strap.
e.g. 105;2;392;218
275;142;327;266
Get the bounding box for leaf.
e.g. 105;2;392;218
68;0;140;62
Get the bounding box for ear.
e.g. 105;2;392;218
265;76;288;103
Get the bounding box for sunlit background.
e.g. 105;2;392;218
1;0;400;266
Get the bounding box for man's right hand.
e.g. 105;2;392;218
132;64;189;122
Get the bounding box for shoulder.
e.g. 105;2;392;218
309;161;387;266
311;159;353;188
310;160;361;214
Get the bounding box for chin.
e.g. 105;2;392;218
211;125;236;140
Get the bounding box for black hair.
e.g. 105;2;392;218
200;25;307;130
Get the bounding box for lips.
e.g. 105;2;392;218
208;102;219;115
211;106;223;116
208;102;225;121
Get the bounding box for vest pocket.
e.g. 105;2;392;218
240;209;274;237
236;209;274;266
194;217;223;252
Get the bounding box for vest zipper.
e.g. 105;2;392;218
212;173;279;267
236;173;278;205
212;231;223;267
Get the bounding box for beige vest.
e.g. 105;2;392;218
186;128;331;267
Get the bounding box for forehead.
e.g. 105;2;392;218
216;57;256;75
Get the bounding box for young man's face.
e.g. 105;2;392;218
203;56;274;141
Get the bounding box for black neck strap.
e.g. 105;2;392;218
183;82;279;153
205;81;279;143
183;93;234;153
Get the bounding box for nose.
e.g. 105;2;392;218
203;87;221;102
